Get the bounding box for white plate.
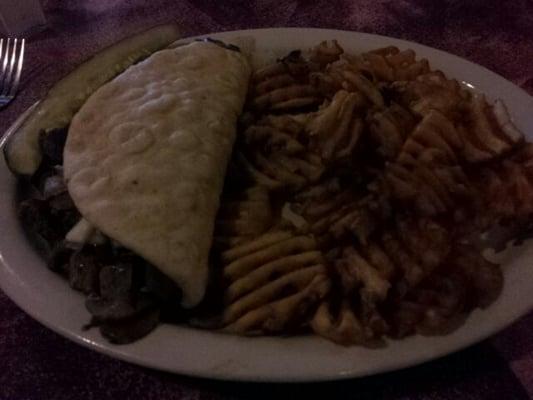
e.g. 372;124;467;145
1;28;533;382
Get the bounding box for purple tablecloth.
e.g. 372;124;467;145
1;1;533;398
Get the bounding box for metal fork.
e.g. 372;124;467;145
0;38;25;109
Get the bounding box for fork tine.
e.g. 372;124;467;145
8;38;25;97
0;38;25;107
2;38;18;96
0;38;10;92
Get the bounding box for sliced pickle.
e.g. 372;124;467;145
4;23;181;176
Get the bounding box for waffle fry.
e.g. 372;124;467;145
311;300;369;345
493;99;524;143
310;70;344;98
306;90;365;161
253;84;322;112
309;40;344;68
222;231;293;263
224;234;318;280
291;181;390;247
383;160;470;216
387;241;502;338
243;122;306;155
237;152;284;189
471;144;533;222
451;245;502;308
380;109;474;216
368;102;417;159
361;46;431;82
337;247;390;302
224;249;324;303
341;70;385;108
224;274;330;334
314;57;386;105
242;151;324;191
310;46;430;97
239;112;325;191
393;269;469;337
389;73;523;165
378;217;450;292
215;185;273;241
312;275;389;345
239;150;324;191
458;94;524;163
250;51;324;113
397;217;451;270
397;110;462;164
389;71;468;120
221;232;330;334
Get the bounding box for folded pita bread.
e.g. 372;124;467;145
63;41;251;307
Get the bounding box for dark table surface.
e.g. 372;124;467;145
1;1;533;399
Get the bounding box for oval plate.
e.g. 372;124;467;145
1;28;533;382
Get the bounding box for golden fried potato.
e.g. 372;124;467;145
223;234;318;280
208;41;523;346
360;242;396;280
221;231;330;334
397;110;462;165
238;112;326;191
253;84;322;112
395;217;450;271
292;181;389;247
338;247;390;302
225;274;330;334
493;99;524;143
383;156;472;216
471;149;533;223
237;152;285;190
368;103;417;159
389;70;468;119
243;124;306;155
223;265;324;323
215;185;273;239
250;51;324;113
458;94;524;163
361;47;430;82
381;230;424;290
306;90;365;161
311;300;368;345
388;270;468;338
451;245;502;308
309;40;344;68
225;250;323;303
341;70;385;108
222;231;293;263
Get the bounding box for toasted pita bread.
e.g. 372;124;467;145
64;41;251;307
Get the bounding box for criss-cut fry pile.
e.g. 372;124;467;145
208;41;531;345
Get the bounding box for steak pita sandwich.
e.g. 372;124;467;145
7;26;251;341
63;40;250;307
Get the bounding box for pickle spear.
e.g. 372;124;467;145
4;23;181;176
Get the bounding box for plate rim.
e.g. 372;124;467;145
1;27;533;382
